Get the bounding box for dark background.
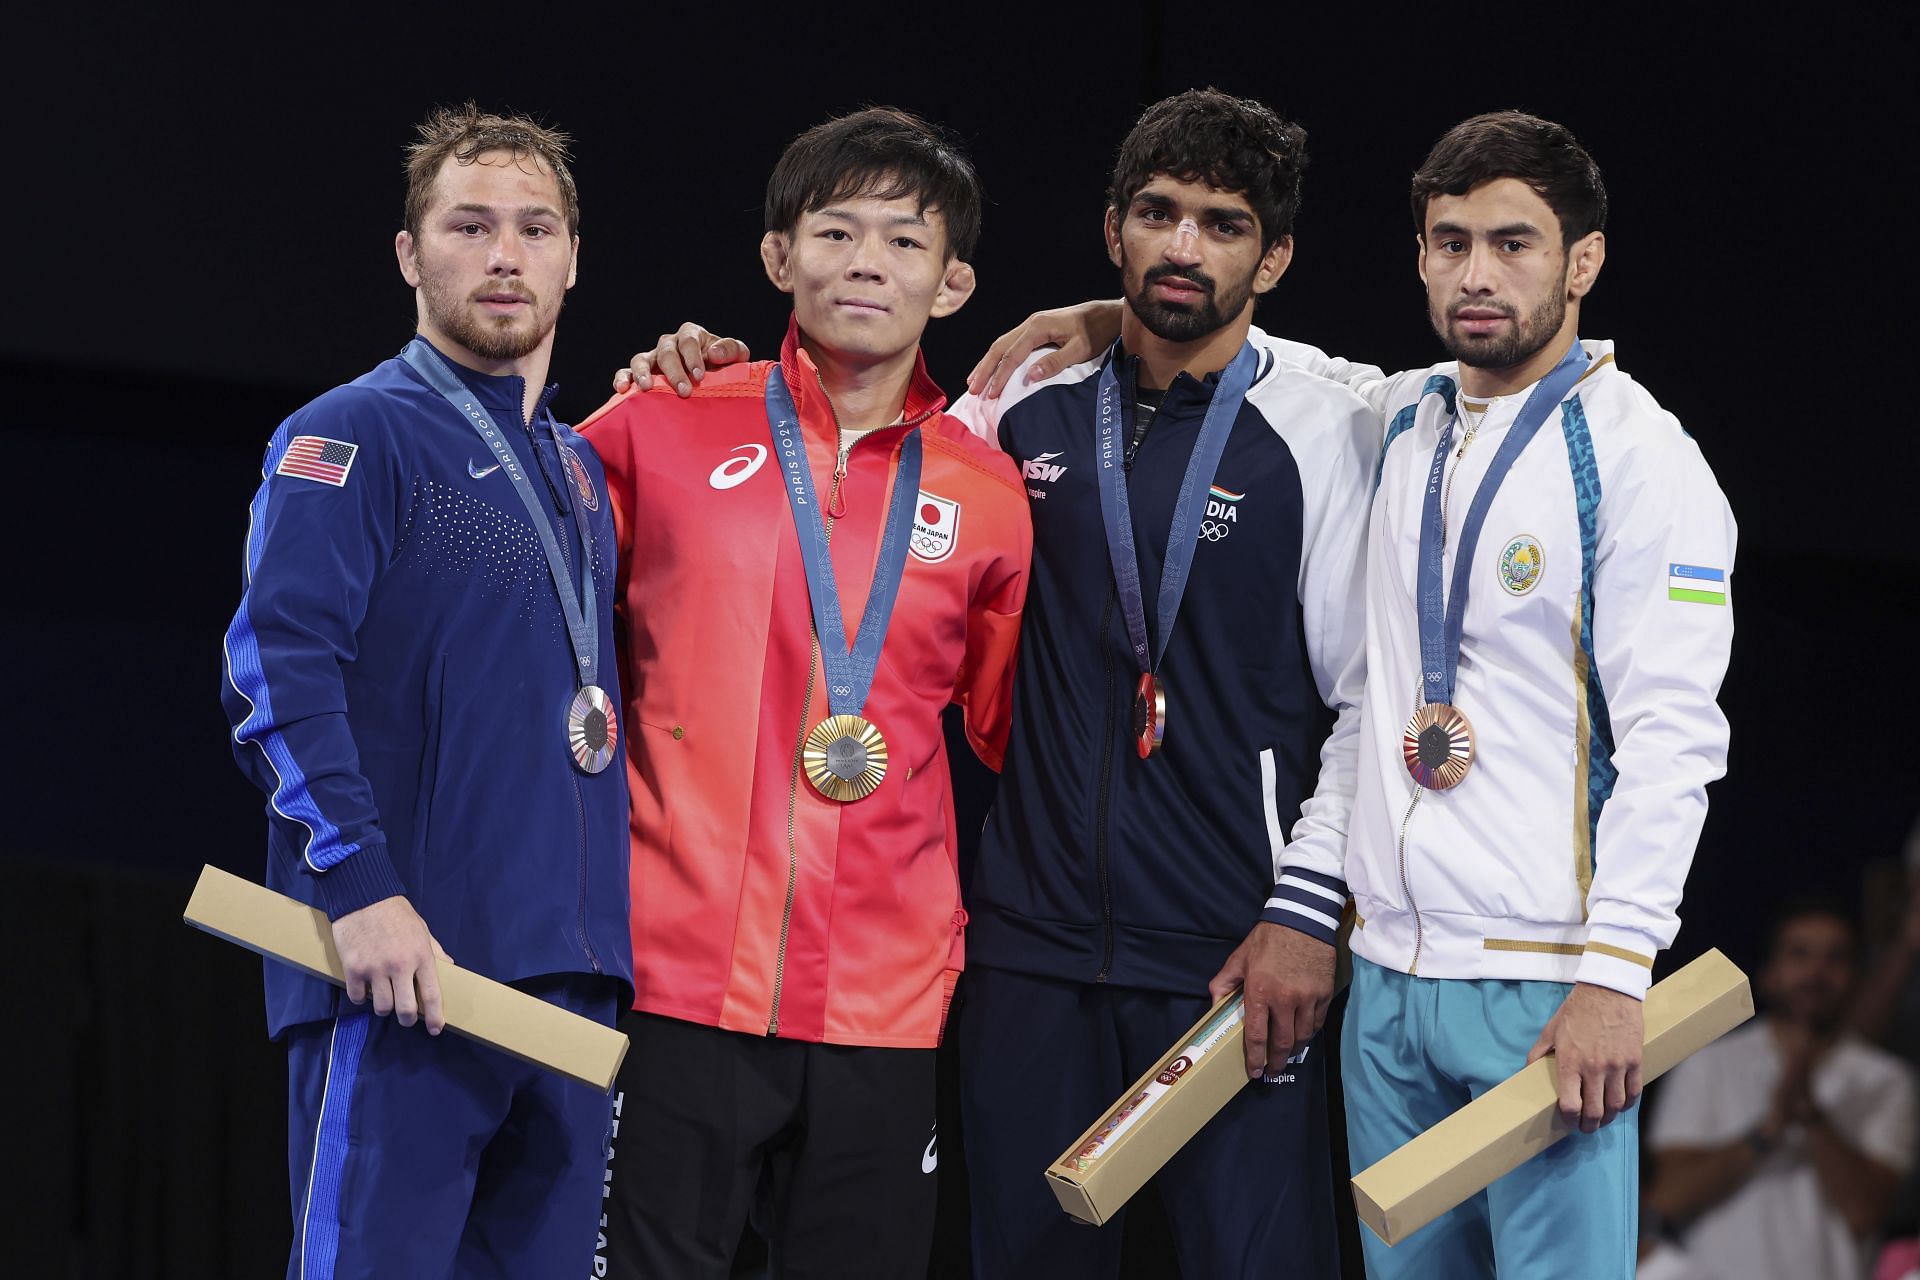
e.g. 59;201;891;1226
7;6;1916;1274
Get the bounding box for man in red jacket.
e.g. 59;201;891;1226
579;108;1031;1278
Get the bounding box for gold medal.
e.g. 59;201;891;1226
1403;702;1474;790
567;685;619;775
1133;672;1167;759
803;714;889;801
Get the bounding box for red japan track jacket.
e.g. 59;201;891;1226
581;321;1031;1048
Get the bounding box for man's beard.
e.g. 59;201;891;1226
419;269;558;362
1123;256;1257;344
1431;276;1567;371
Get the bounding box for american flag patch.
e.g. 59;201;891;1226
276;436;359;487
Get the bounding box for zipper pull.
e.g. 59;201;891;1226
828;450;849;519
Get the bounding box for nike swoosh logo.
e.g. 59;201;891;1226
469;459;502;479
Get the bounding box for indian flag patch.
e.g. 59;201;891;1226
1668;563;1727;605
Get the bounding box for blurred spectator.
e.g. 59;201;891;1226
1649;900;1917;1279
1638;1151;1707;1279
1853;832;1920;1063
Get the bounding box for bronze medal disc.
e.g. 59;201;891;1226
1133;672;1167;759
1402;702;1474;790
803;714;889;801
567;685;620;775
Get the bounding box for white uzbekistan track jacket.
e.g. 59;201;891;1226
1266;335;1737;999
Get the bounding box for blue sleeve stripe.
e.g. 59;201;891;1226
297;1010;370;1277
224;428;358;874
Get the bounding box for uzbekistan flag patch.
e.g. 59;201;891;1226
1668;563;1726;605
276;435;359;487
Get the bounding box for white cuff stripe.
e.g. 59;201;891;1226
1278;877;1345;906
1273;901;1340;931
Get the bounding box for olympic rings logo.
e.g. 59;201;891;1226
1200;520;1231;542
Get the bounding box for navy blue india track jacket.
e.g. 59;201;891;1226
947;335;1377;994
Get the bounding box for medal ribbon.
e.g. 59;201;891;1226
1094;341;1259;674
1416;340;1588;707
765;367;923;718
402;338;598;690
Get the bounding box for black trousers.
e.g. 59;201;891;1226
599;1011;939;1279
955;966;1340;1279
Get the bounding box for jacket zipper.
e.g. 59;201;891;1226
525;409;603;976
1093;588;1119;981
1395;408;1484;976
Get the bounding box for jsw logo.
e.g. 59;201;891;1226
1022;451;1067;483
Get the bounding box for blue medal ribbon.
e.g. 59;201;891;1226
1416;340;1589;707
1094;341;1259;675
402;338;599;690
765;367;922;718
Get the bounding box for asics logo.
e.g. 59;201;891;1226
468;459;502;479
710;444;769;490
922;1126;939;1174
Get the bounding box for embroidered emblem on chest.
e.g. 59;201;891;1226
910;491;960;563
1498;534;1545;596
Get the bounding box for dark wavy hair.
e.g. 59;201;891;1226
764;107;982;261
404;103;579;240
1411;112;1606;247
1107;88;1308;252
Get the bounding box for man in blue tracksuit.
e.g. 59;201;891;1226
220;105;631;1278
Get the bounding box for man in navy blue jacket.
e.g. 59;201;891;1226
220;104;631;1279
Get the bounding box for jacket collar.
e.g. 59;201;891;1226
411;334;560;429
778;315;946;442
1108;338;1251;414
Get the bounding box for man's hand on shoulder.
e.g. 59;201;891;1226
1209;921;1335;1079
611;323;752;398
1529;981;1644;1133
964;300;1125;399
332;895;452;1035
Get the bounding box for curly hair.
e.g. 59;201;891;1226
765;107;982;261
1410;112;1606;247
1107;88;1308;251
404;103;580;241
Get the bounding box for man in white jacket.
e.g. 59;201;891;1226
1332;110;1736;1280
960;110;1736;1279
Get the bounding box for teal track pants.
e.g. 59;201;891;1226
1342;955;1637;1279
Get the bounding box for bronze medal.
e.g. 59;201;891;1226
1133;672;1167;759
1402;702;1474;790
